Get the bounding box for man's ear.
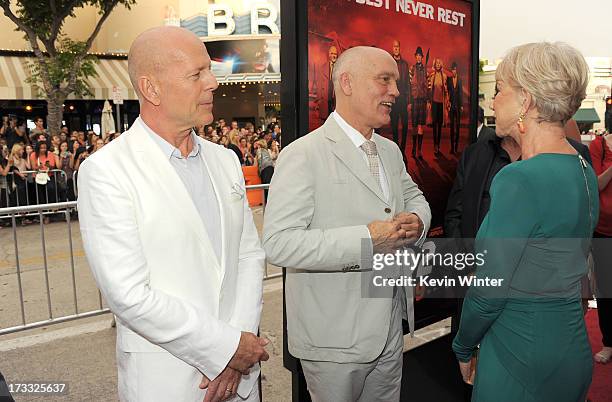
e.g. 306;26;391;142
138;76;161;106
339;72;352;96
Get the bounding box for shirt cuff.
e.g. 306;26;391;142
363;224;376;265
416;223;427;244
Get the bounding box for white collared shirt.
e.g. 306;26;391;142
332;111;390;201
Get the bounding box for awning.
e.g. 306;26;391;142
573;108;600;123
0;56;137;101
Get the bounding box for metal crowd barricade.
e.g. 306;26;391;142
0;201;106;336
0;169;75;220
0;184;277;335
72;170;79;198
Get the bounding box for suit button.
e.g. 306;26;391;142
384;208;391;214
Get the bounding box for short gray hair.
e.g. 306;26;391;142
331;48;350;89
496;42;589;125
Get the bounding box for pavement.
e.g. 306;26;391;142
0;206;449;401
0;278;291;402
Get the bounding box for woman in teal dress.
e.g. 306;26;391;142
452;42;599;402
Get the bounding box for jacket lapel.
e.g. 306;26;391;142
127;119;223;276
197;140;229;282
323;117;389;204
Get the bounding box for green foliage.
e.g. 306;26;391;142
25;35;98;98
11;0;135;41
2;0;136;98
0;0;136;133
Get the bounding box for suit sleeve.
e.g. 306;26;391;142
77;157;241;381
262;142;371;270
409;66;414;104
589;136;604;175
396;146;431;241
401;63;410;96
444;149;467;239
452;168;536;362
228;154;265;333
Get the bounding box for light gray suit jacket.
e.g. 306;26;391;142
262;116;431;363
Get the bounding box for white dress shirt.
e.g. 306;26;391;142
332;111;390;201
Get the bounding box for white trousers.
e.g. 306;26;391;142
117;349;259;402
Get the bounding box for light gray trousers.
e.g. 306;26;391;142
301;292;403;402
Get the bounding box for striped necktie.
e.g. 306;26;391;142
360;140;381;191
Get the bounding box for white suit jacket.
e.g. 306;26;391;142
77;118;265;400
262;116;431;363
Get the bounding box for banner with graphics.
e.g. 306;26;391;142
307;0;477;234
281;0;480;334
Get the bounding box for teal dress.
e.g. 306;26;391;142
453;154;600;402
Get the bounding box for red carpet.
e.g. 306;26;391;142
586;308;612;402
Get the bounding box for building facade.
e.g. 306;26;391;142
479;57;611;133
0;0;281;132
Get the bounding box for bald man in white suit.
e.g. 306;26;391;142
78;27;269;402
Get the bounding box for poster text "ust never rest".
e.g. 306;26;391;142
355;0;467;27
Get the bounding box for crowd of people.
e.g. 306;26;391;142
195;119;281;202
0;114;281;225
0;117;110;224
195;119;281;189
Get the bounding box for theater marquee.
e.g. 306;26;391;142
180;0;281;83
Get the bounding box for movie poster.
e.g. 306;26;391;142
206;39;280;76
307;0;475;233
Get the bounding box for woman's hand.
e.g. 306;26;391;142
458;358;476;385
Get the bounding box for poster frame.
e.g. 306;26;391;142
279;0;482;383
280;0;481;147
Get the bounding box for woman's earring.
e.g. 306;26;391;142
517;112;526;134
